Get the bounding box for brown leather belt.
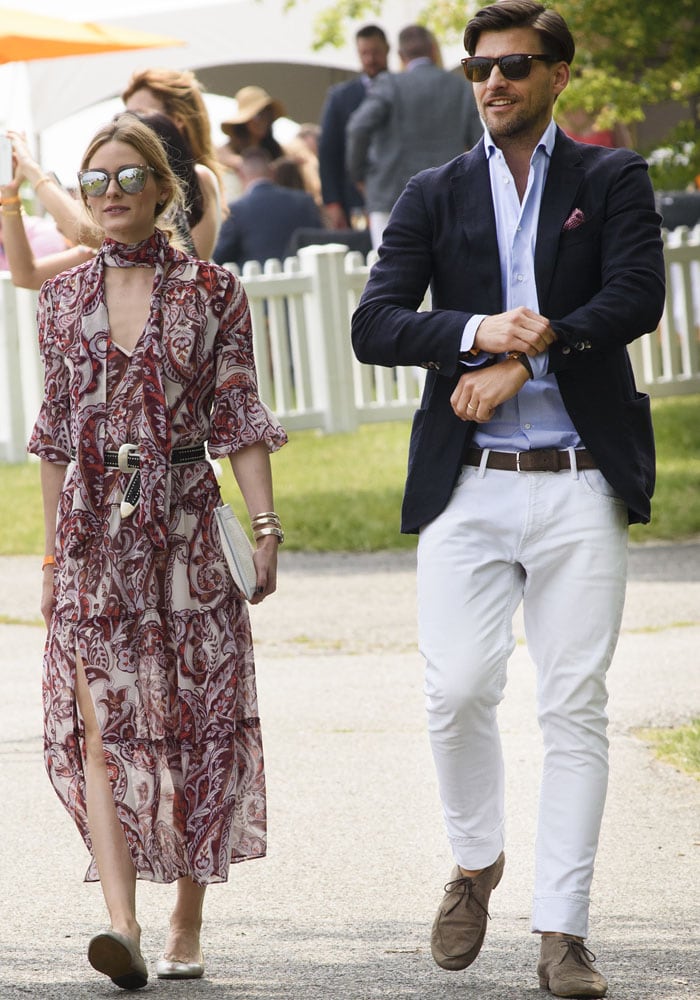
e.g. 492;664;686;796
463;447;597;473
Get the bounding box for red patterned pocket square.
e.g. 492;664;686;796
563;208;586;231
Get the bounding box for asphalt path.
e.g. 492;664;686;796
0;542;698;999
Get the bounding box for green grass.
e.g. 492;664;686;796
221;420;416;552
635;719;700;779
0;462;47;555
3;394;699;554
629;394;700;543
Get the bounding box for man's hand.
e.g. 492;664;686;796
451;358;530;422
474;306;556;357
324;202;349;230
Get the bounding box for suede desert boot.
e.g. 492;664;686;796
430;851;505;970
537;935;608;998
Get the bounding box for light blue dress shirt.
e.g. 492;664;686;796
461;119;581;451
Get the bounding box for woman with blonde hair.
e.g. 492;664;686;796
122;67;225;255
2;111;199;288
30;114;286;989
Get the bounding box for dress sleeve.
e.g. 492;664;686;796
208;268;287;457
27;280;72;464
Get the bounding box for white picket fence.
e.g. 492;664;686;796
627;225;700;396
1;228;699;463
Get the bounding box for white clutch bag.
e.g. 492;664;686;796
214;504;257;601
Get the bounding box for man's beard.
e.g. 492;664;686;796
483;106;531;140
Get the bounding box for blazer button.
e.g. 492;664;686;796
562;346;571;355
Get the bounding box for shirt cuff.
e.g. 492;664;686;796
460;315;490;364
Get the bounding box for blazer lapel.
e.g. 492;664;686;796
535;130;584;308
451;142;503;311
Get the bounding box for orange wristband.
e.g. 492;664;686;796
42;555;56;570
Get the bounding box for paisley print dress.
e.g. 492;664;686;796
28;230;287;885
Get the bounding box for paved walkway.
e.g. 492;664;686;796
1;543;698;998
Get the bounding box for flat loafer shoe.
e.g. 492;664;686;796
88;931;148;990
156;957;205;979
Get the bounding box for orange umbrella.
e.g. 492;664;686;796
0;6;183;63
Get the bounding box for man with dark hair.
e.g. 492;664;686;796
318;24;390;230
346;22;481;248
212;147;321;268
352;2;665;996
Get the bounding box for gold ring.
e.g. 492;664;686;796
467;404;477;411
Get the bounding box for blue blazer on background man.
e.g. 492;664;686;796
318;77;367;220
351;129;666;531
213;180;322;269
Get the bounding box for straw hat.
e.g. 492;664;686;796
221;86;285;134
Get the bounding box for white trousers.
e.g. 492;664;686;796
417;460;629;937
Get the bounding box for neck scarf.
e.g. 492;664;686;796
104;228;175;549
73;228;181;553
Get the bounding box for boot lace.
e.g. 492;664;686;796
442;874;491;920
557;938;598;970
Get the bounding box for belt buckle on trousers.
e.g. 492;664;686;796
516;449;563;473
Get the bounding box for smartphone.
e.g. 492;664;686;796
0;135;13;187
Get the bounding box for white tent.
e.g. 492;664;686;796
20;0;468;131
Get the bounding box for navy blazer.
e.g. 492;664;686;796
213;181;322;269
318;77;367;216
352;130;666;531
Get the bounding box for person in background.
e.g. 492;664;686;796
0;191;92;290
213;147;322;269
559;107;632;148
122;67;224;257
346;23;481;249
284;122;323;207
271;156;306;191
318;24;390;231
30;114;286;989
0;194;67;269
6;129;105;253
217;86;286;200
1;136;96;288
351;1;665;995
130;111;202;255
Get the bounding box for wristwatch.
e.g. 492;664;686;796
505;351;533;379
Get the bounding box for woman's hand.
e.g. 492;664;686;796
6;131;39;184
1;133;24;198
249;534;279;604
40;566;55;629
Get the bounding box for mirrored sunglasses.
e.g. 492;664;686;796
78;164;154;197
461;53;556;83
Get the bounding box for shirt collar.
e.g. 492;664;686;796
484;118;557;161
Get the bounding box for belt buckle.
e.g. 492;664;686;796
515;451;528;472
515;449;558;473
117;443;138;473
